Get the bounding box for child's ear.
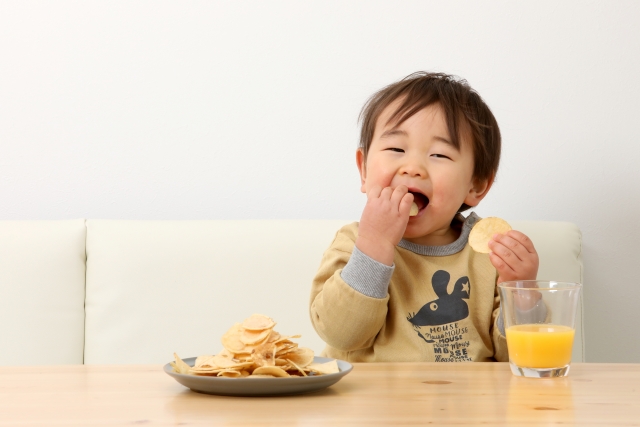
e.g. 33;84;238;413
356;149;367;193
463;174;494;207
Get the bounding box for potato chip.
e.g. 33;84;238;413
267;331;281;343
410;202;419;216
271;334;301;345
468;217;512;253
287;360;308;377
230;353;253;362
251;343;277;367
242;314;276;331
170;353;191;374
282;347;314;368
221;323;246;353
275;343;298;356
194;355;217;369
217;369;243;378
252;366;290;377
189;369;223;376
240;328;272;345
214;349;253;369
307;360;340;375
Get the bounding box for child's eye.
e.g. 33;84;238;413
431;154;451;159
386;148;404;153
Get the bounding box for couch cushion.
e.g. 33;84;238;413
84;219;584;364
84;220;348;364
0;220;86;365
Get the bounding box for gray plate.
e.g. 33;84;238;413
164;356;353;397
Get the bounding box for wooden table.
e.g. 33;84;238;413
1;362;638;426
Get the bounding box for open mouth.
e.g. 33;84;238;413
409;191;429;213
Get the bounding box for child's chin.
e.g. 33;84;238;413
402;226;426;239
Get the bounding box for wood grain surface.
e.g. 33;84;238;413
0;362;638;426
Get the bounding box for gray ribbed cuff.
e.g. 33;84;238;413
340;245;394;299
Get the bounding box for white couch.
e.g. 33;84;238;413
0;219;584;365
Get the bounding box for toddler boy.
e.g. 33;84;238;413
309;72;539;362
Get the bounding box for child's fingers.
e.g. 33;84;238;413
379;186;394;200
398;192;414;215
505;230;536;254
390;185;409;206
489;235;539;281
490;234;527;262
366;185;383;199
488;238;521;264
489;251;516;279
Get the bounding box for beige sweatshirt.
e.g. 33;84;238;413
309;212;509;363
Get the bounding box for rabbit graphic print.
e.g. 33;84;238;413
407;270;474;361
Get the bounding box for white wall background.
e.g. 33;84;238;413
1;0;639;362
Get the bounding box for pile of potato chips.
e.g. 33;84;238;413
171;314;339;378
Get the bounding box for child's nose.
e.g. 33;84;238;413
399;156;427;178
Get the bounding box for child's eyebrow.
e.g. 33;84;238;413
380;128;407;138
434;136;456;148
380;129;456;148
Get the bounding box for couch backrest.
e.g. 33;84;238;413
0;220;86;365
0;219;583;365
83;220;348;364
83;219;584;364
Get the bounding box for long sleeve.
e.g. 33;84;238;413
309;224;390;352
491;284;509;362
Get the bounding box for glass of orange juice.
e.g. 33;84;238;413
498;281;582;378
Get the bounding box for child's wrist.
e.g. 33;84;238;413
355;235;395;266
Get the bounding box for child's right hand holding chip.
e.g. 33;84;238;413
356;184;414;266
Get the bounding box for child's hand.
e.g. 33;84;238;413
356;185;414;266
489;230;539;284
489;231;540;311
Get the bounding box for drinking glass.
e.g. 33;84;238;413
498;281;582;378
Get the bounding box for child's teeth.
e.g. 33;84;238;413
410;202;419;216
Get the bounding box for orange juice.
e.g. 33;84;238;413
506;324;575;368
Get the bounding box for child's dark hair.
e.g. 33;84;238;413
359;72;501;191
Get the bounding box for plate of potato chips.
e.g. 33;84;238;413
164;314;353;396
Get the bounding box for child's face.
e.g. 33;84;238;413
357;101;490;243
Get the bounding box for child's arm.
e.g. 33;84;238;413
491;286;509;362
309;185;412;351
309;229;390;352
